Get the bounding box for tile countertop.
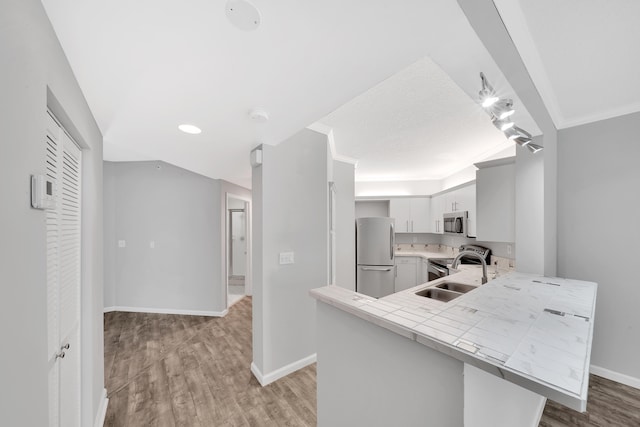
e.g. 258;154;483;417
310;269;597;412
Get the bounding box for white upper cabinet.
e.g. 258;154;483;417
475;157;515;242
430;194;446;234
389;197;430;233
409;197;431;232
389;198;412;232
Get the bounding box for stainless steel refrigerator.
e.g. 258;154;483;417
356;217;395;298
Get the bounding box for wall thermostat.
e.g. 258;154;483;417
31;174;56;210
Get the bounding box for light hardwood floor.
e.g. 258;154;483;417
104;297;640;426
104;298;316;426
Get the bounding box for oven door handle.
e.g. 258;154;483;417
429;264;448;274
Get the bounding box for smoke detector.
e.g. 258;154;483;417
226;0;261;32
248;108;269;123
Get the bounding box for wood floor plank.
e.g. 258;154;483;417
163;350;203;427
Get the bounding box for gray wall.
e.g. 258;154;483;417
557;111;640;381
104;161;228;313
0;1;104;425
333;160;356;290
252;129;330;378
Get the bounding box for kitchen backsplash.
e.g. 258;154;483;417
395;233;515;260
395;243;516;271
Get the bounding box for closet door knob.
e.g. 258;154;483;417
61;343;70;350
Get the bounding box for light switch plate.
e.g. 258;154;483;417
150;241;155;249
118;240;126;248
279;252;295;265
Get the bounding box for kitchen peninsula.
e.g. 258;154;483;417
311;269;597;427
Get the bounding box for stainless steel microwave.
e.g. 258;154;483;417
443;211;468;236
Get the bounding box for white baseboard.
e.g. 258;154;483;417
94;388;108;427
590;364;640;390
103;306;228;317
251;353;317;387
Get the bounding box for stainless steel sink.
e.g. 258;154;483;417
415;288;462;302
434;282;477;294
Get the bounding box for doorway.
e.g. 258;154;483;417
46;110;82;427
226;194;251;307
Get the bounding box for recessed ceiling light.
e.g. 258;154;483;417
226;0;261;32
178;124;202;135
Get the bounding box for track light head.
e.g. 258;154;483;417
493;118;514;132
526;143;543;154
479;72;499;108
506;126;532;146
488;99;515;120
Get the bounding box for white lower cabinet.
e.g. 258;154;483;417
395;257;418;292
395;256;430;292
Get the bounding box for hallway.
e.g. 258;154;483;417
104;298;316;426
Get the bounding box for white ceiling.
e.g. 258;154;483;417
41;0;540;188
318;57;513;182
493;0;640;129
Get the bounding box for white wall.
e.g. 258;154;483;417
355;179;442;197
0;1;104;425
104;161;228;314
316;301;464;426
514;139;544;274
333;160;356;290
557;111;640;383
355;200;389;218
252;129;330;383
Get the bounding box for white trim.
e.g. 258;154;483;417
94;388;108;427
590;364;640;390
307;123;359;166
251;353;317;387
531;397;547;427
103;306;228;317
558;102;640;130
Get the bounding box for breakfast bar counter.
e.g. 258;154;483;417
311;271;597;426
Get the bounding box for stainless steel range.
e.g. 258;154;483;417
427;244;491;282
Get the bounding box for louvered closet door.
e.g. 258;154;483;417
46;111;82;427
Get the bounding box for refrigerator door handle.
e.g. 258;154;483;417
390;223;394;261
361;267;393;272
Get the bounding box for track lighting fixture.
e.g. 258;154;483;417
478;72;542;154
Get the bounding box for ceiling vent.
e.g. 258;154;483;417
225;0;261;32
248;108;269;123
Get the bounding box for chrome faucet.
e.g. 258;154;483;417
451;251;488;284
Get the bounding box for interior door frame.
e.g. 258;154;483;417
225;192;252;308
46;110;83;427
